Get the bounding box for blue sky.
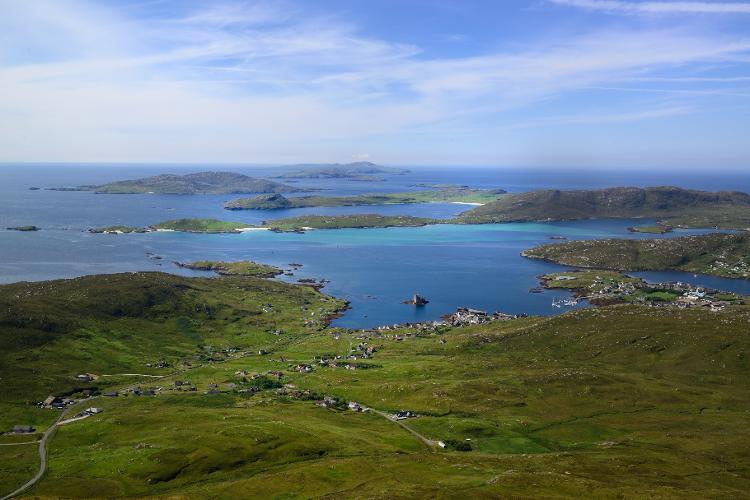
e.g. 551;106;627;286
1;0;749;168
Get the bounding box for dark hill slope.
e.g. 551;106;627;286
523;232;750;278
458;186;750;228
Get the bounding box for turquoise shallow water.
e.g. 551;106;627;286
1;164;748;328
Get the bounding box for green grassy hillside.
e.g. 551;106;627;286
1;270;749;497
523;232;750;278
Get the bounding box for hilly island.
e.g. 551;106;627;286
457;186;750;229
223;188;506;210
48;171;305;195
272;162;409;181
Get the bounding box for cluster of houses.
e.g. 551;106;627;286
581;276;739;312
361;307;520;335
705;258;749;279
313;395;368;412
442;308;518;326
311;339;379;371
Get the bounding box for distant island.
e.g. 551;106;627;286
91;215;433;234
628;225;672;234
263;214;433;231
523;232;750;279
457;186;750;229
223;188;505;210
91;219;255;234
48;171;305;195
6;225;40;231
174;260;282;278
273;162;409;181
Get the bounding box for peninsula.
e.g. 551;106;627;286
457;186;750;229
49;171;304;195
523;232;750;279
223;188;505;210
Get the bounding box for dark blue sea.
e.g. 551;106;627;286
2;164;749;328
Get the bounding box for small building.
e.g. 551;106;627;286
103;391;118;397
12;425;35;434
76;374;93;382
393;410;417;420
43;395;61;407
85;407;103;414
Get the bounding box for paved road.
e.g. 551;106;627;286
1;398;94;500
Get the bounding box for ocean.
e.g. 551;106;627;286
2;163;749;328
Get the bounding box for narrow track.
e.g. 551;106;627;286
1;398;95;500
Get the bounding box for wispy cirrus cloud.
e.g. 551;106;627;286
549;0;750;14
502;105;693;131
0;0;749;165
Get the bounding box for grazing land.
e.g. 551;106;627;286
523;232;750;279
223;188;505;210
0;270;749;498
263;214;434;231
458;186;750;229
49;171;303;195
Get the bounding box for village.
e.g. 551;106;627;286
541;272;744;313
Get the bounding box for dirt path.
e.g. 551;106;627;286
370;409;437;451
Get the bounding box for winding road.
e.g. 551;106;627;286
1;398;94;500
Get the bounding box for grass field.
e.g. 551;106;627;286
1;271;749;498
